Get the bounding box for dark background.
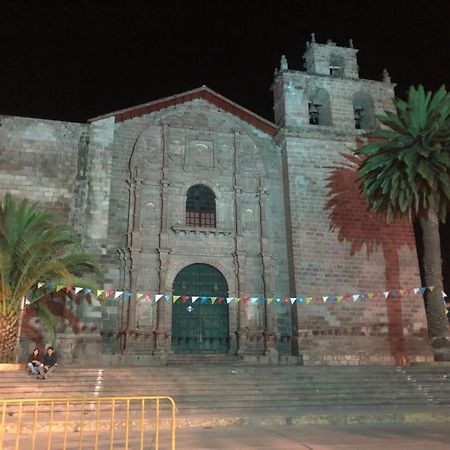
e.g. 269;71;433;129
1;0;449;292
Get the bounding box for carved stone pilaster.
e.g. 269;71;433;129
154;249;171;355
234;251;248;356
257;179;278;357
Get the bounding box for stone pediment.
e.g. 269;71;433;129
89;86;277;137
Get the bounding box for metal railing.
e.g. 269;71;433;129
0;395;176;450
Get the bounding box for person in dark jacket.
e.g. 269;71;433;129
37;347;57;380
26;347;43;375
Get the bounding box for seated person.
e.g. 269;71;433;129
26;347;43;375
37;347;57;380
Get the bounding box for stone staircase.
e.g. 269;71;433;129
1;364;450;425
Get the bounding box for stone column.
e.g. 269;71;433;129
232;131;248;356
154;124;171;356
122;167;143;353
154;250;171;355
127;168;143;333
257;179;278;357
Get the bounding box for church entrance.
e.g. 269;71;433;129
172;263;229;353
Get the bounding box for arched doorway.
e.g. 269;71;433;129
172;263;229;353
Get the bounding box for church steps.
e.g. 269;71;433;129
2;366;449;415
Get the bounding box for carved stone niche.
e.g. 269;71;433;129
131;127;162;169
217;144;231;169
185;140;214;168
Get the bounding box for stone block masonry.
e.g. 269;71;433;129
0;36;435;365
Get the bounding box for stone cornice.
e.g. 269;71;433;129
171;225;233;236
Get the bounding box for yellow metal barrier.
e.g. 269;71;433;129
0;396;176;450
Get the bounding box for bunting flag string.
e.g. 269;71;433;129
26;283;450;309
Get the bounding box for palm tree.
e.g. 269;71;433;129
0;193;98;362
356;85;450;360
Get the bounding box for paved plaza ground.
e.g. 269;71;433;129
3;422;450;449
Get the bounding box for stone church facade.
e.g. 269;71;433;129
0;37;434;365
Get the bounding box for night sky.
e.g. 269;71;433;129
1;0;450;290
1;1;449;123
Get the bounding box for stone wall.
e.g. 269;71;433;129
273;39;433;364
96;99;291;355
1;40;436;364
0;115;86;221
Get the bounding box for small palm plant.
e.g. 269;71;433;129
0;193;98;362
356;85;450;360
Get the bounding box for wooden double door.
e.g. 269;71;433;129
171;264;229;353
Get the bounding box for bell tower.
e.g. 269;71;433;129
272;35;399;361
272;33;394;131
303;33;359;79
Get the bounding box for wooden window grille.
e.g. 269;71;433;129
186;185;216;228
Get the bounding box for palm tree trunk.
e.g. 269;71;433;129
0;311;19;363
14;297;26;363
419;214;450;360
382;243;407;364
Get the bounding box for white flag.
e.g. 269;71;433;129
114;291;124;299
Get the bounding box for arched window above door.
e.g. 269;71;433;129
186;184;216;228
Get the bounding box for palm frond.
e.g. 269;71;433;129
356;84;450;223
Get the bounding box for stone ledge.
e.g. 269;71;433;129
171;225;232;236
0;364;25;371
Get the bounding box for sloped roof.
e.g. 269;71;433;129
88;86;277;136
